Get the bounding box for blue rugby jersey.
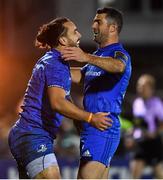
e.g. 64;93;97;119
81;43;132;137
15;49;71;138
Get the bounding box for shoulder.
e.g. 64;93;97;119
114;47;131;61
113;48;131;68
43;53;69;70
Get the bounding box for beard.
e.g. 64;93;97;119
93;33;108;46
67;38;79;47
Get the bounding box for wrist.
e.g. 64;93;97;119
85;113;93;123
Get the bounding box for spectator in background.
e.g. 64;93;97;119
130;74;163;179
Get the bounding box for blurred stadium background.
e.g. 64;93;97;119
0;0;163;179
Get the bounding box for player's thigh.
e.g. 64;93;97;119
102;166;110;179
34;164;61;179
77;160;107;179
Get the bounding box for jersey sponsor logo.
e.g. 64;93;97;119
85;71;101;77
37;144;47;153
114;51;128;61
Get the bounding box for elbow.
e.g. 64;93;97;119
51;101;59;112
117;62;125;73
119;64;125;73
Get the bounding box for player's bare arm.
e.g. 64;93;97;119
61;47;125;73
70;67;83;84
48;86;113;131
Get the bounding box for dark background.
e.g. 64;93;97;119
1;0;163;113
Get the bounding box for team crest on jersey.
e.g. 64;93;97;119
114;51;128;61
37;144;47;153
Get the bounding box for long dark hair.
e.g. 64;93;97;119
35;17;69;49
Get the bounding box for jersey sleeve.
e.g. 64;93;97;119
114;50;129;66
45;61;70;91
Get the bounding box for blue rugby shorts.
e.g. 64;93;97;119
80;133;120;167
8;126;58;178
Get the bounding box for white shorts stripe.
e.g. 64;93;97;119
26;153;58;178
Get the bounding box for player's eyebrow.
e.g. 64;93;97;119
93;19;101;23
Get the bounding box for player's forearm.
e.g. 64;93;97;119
85;53;125;73
70;67;82;84
52;97;90;122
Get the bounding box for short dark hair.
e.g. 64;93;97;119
35;17;69;49
97;7;123;34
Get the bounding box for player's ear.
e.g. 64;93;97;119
59;36;67;46
109;24;117;33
